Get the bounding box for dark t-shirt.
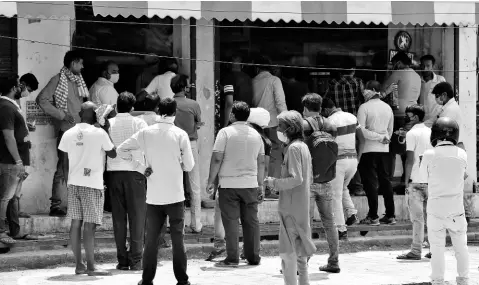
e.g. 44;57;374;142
222;71;253;106
0;99;30;165
250;123;272;156
174;95;201;141
282;79;309;113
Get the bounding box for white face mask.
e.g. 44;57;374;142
277;131;289;144
109;73;120;84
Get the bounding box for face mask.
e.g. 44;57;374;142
109;73;119;84
277;131;289;144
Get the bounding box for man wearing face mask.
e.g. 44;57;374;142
0;76;31;245
90;60;120;106
419;55;446;127
36;50;90;217
432;82;465;150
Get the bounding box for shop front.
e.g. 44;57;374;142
0;1;478;216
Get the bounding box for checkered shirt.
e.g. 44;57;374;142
324;76;364;116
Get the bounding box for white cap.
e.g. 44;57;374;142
247;107;270;128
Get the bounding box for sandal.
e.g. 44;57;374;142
0;236;16;245
396;252;421;260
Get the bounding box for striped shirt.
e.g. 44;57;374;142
327;109;359;157
324;76;364;116
107;113;148;172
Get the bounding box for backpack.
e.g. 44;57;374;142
304;116;338;183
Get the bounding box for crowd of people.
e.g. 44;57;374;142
0;49;473;285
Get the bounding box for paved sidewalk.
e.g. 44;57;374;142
1;247;479;285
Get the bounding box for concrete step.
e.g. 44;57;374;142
18;194;479;235
4;220;479;255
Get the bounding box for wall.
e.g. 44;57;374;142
17;3;75;213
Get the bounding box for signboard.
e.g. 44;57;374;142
389;50;415;63
26;101;52;125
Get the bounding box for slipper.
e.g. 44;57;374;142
87;270;112;276
397;252;421;260
75;267;87;275
0;236;16;245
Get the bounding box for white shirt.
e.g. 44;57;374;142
138;112;162;126
420;73;446;127
405;123;432;183
117;117;194;205
357;98;394;153
107;113;148;173
327;109;359;156
420;141;467;218
439;98;464;144
252;71;287;128
213;122;264;188
144;71;176;99
89;77;119;105
58;123;114;189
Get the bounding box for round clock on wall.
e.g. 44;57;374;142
394;31;412;51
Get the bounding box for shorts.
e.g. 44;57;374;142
67;185;105;225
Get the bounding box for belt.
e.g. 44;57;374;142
337;154;357;160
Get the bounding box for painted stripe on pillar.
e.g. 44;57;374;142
93;1;148;18
148;1;201;19
300;1;347;24
347;1;392;25
391;1;434;25
434;1;476;26
251;1;302;23
201;1;252;22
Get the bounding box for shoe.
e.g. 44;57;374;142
379;215;397;225
424;252;432;259
130;262;142;271
353;190;367;196
338;231;348;241
205;248;225;261
345;214;359;226
319;264;340;273
396;252;421;260
215;260;239;267
49;208;67;217
359;216;380;226
116;264;129;270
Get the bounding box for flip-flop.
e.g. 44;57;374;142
0;236;16;245
87;270;112;276
75;267;87;275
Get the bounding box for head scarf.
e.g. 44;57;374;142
95;104;114;126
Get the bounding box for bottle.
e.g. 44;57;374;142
390;83;399;110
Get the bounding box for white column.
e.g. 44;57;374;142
17;5;75;213
458;25;477;193
195;19;215;200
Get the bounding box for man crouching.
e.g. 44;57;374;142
58;101;116;276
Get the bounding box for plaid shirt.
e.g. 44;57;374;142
324;76;364;116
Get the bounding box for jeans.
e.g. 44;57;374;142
51;131;69;211
264;127;282;178
0;163;22;234
406;183;428;256
218;187;261;264
358;152;395;219
142;202;189;285
6;179;24;237
309;183;339;266
213;192;225;249
330;158;358;232
108;171;147;267
188;140;202;232
280;253;309;285
428;213;469;285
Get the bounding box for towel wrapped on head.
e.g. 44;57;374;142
95;104;115;126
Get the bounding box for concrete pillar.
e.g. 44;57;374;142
458;25;477;192
195;19;215;201
442;27;455;84
172;18;190;77
17;3;75;213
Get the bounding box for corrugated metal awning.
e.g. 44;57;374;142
91;1;479;25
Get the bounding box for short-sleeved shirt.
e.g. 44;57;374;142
420;142;467;218
213;122;264;188
439;99;464;144
174;94;201;140
405;123;432;183
144;71;176;99
222;71;253;106
58;123;114;189
382;68;421;116
0;98;30;165
89;77;119;105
